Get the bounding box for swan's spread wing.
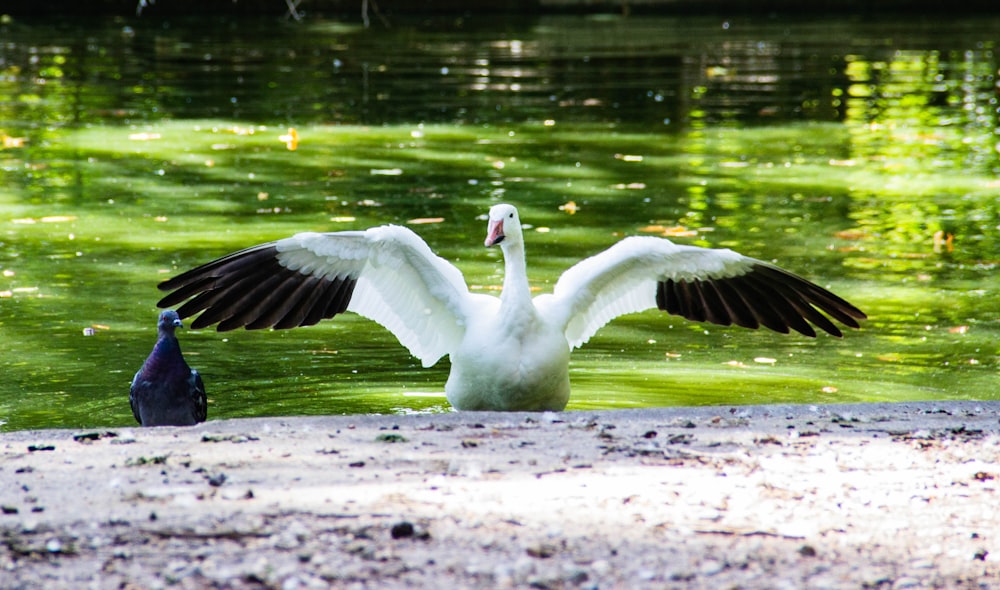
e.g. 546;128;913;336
157;225;472;367
537;236;866;349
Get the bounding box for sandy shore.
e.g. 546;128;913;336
2;401;998;589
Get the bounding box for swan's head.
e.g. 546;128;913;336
485;204;522;248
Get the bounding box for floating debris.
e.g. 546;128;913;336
558;201;579;215
128;132;161;141
279;127;299;150
12;215;78;224
933;230;955;253
1;135;27;148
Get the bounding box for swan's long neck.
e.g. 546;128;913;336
499;241;533;312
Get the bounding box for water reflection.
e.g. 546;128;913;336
1;14;999;431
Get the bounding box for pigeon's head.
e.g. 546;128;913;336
158;309;184;333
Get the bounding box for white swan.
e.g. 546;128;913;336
157;203;866;411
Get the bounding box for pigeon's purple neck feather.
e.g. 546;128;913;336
140;330;187;377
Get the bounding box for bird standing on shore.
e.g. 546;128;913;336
130;310;207;426
157;203;865;412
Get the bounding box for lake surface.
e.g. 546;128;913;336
1;13;998;431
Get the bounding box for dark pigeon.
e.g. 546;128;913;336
130;310;207;426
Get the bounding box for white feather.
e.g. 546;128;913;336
536;236;755;349
275;226;470;367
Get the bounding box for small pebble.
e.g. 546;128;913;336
526;542;558;558
699;559;724;576
391;521;415;539
590;559;611;576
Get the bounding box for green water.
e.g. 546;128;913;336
1;14;998;431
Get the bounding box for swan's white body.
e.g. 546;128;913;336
158;204;865;411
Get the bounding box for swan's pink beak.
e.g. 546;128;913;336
485;218;505;247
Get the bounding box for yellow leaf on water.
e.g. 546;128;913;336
558;201;579;215
663;226;698;238
833;229;868;240
407;217;444;225
1;135;27;148
639;224;697;238
932;230;954;253
279;128;299;151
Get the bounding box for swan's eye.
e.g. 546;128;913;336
508;213;514;219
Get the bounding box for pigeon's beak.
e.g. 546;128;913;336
173;318;184;329
485;218;505;247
